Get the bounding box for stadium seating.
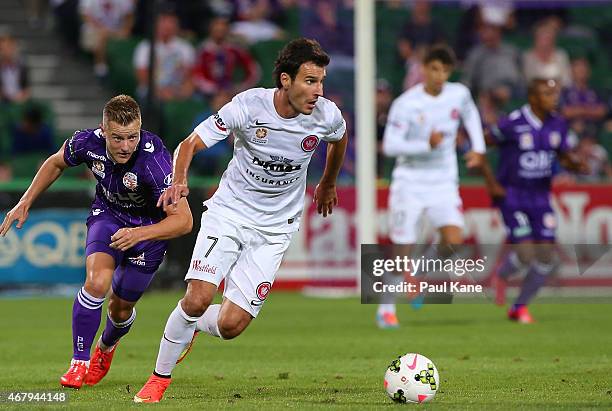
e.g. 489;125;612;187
376;3;411;94
599;130;612;155
106;38;141;96
569;6;612;31
11;153;46;179
0;101;55;176
160;99;209;150
284;6;301;39
0;104;12;160
250;39;287;88
431;4;463;37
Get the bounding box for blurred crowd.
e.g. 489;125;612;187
374;0;612;183
1;0;611;183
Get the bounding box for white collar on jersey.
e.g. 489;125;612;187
522;104;543;130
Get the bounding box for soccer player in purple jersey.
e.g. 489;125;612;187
482;78;588;323
0;95;193;388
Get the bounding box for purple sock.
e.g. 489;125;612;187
72;287;105;361
498;252;523;279
101;308;136;348
515;262;552;306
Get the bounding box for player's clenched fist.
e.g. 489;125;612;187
0;201;30;237
157;183;189;208
110;227;141;251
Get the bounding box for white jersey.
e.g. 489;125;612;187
383;82;485;188
79;0;135;30
194;88;346;233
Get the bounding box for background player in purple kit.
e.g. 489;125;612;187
482;78;588;323
0;95;193;388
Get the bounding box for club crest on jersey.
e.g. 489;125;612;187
519;133;534;150
549;131;561;148
451;108;460;120
213;113;227;132
251;127;268;144
301;135;319;152
164;173;172;186
92;161;105;178
123;172;138;190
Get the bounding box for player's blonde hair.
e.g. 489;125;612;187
103;95;141;127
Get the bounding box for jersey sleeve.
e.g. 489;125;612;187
320;103;346;142
459;87;486;153
382;98;431;156
193;93;249;148
144;147;173;205
63;130;90;167
489;116;513;145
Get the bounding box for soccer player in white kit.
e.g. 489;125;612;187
134;38;348;402
377;46;486;328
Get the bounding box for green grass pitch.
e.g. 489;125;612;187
0;292;610;410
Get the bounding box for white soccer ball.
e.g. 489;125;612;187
384;353;440;404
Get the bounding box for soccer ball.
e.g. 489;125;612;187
384;353;439;404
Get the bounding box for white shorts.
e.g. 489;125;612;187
388;183;464;244
185;209;292;317
80;23;102;51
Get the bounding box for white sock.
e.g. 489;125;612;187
380;271;403;305
98;336;117;353
196;304;222;338
154;301;200;376
412;245;434;277
378;303;396;315
71;358;90;368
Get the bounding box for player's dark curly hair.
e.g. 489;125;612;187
273;38;330;88
423;45;456;67
103;94;141;126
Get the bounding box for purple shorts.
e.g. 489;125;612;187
85;211;167;302
495;187;556;244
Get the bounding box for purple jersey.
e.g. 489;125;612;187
63;128;172;226
491;105;575;192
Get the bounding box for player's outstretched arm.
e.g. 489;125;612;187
314;133;348;217
157;132;207;208
110;198;193;251
0;143;69;236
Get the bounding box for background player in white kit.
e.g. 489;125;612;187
134;38;347;403
378;46;486;328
